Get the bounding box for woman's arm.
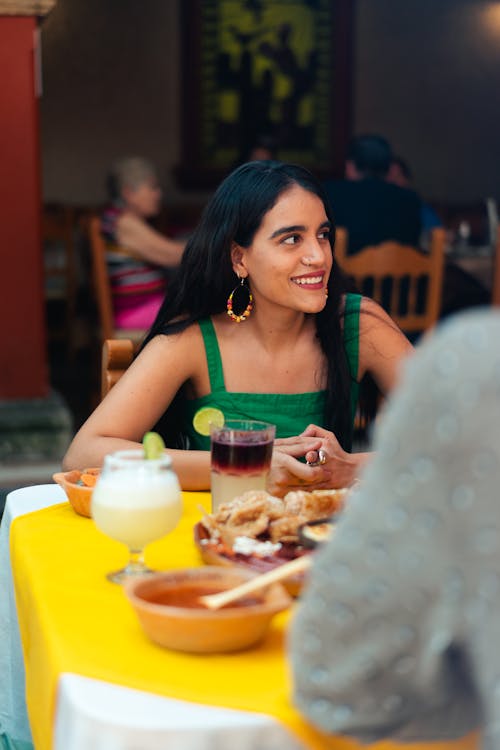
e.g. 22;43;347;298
293;301;414;488
116;212;185;267
357;296;414;391
62;329;211;490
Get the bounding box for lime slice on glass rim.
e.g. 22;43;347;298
192;407;225;437
142;431;166;459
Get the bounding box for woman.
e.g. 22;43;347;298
290;309;500;745
102;157;185;329
64;161;412;494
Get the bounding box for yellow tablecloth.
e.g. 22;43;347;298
10;492;478;750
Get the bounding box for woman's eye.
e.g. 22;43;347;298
283;234;301;245
318;230;330;240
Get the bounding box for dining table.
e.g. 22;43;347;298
446;244;494;291
0;484;479;750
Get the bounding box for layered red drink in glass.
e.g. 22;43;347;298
210;420;276;511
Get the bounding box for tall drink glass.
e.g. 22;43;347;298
210;420;276;512
91;449;182;582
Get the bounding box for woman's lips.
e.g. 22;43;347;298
291;272;325;289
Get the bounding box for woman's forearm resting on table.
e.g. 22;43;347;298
62;427;365;495
62;436;212;491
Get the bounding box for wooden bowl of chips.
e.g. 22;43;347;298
52;468;100;518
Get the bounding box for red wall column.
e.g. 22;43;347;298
0;16;48;399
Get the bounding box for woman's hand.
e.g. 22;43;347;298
300;424;370;489
267;433;333;497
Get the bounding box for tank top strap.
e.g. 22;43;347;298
342;292;361;380
198;318;226;393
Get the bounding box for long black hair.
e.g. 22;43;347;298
144;161;356;449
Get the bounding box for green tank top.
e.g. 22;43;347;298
179;293;361;450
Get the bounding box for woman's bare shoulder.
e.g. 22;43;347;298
115;210;148;237
358;295;401;328
140;320;204;359
339;293;393;326
111;322;206;402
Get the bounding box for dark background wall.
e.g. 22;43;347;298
354;0;500;203
39;0;500;206
40;0;186;205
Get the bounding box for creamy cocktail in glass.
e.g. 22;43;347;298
92;449;182;582
210;420;276;511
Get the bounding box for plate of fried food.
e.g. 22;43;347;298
194;487;348;596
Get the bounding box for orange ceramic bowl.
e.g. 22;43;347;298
52;468;100;518
124;566;292;654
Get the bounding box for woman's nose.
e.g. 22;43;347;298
302;238;325;266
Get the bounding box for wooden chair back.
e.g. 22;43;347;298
43;205;79;351
492;226;500;306
335;227;446;334
101;338;134;400
88;215;146;345
89;215;115;341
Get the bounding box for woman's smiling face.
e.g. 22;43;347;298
232;185;333;315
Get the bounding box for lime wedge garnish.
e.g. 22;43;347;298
192;407;224;437
143;431;166;459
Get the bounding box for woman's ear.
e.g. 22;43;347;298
230;243;248;278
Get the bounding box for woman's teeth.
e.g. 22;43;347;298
292;276;322;285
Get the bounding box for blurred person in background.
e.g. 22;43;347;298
290;308;500;747
323;134;422;253
246;133;278;161
387;154;489;318
387;154;443;241
232;132;279;170
101;156;185;329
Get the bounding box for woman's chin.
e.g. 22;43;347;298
299;296;328;314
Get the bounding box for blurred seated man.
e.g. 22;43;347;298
388;154;443;244
386;156;489;318
101;157;185;329
323;134;422;253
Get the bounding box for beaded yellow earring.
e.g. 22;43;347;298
226;277;253;322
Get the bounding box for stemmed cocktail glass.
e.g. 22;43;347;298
91;449;182;583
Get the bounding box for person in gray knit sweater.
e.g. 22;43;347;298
290;308;500;748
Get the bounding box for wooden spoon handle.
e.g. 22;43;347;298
200;554;312;610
